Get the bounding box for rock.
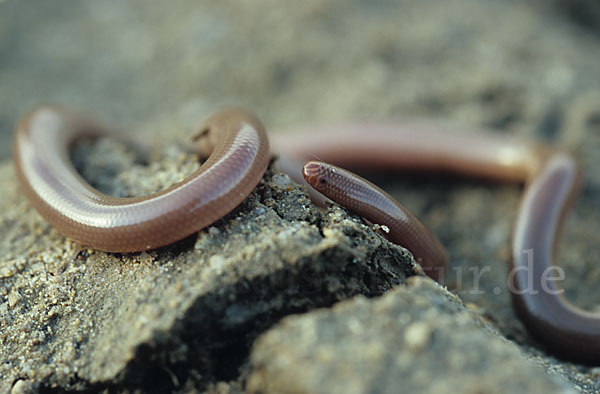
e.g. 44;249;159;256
0;137;419;392
247;277;574;394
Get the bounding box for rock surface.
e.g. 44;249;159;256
0;137;420;392
1;0;600;393
248;277;573;394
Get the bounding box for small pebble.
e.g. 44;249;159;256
404;321;432;352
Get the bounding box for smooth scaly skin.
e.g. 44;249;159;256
302;161;447;281
12;105;269;252
279;124;595;363
301;154;597;363
11;105;597;362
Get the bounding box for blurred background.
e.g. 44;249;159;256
1;0;599;161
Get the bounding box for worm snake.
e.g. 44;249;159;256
11;106;596;363
13;105;269;252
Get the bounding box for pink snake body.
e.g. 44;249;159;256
12;106;596;363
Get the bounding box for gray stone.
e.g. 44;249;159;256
248;277;574;394
0;137;419;391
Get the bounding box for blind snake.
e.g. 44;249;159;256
13;106;270;252
11;105;596;363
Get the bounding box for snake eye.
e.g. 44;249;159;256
320;178;327;185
